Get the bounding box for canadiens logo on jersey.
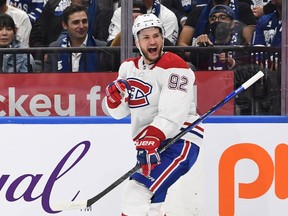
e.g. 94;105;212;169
127;78;152;108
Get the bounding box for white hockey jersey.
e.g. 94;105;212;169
105;52;202;145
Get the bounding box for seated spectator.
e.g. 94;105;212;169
1;0;32;47
252;0;277;18
108;0;147;46
161;0;197;32
8;0;46;25
191;4;249;70
177;0;256;49
244;0;281;115
107;0;179;45
29;0;97;48
0;13;35;72
251;0;281;69
44;4;106;72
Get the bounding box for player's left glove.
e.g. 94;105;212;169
135;126;166;177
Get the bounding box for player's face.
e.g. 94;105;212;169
63;11;88;43
137;27;163;64
0;26;14;47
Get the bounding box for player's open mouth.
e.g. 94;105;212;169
148;47;157;53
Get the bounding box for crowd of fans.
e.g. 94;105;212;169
0;0;281;72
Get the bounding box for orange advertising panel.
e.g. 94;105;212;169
0;71;234;116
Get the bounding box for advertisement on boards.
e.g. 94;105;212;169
0;123;134;216
204;122;288;216
1;118;288;215
0;71;234;116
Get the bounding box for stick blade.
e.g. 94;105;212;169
51;200;88;211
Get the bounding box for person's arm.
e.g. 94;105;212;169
177;25;194;46
242;25;255;45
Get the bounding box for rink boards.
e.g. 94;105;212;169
0;116;287;216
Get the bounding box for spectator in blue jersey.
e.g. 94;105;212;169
251;0;281;69
252;0;277;18
44;4;106;72
8;0;46;25
191;4;248;70
177;0;256;50
244;0;281;115
0;13;35;72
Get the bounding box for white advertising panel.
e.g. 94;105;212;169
1;117;288;216
0;122;134;215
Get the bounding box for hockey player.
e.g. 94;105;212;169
104;13;204;216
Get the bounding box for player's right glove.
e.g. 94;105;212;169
105;79;130;109
135;126;166;177
136;136;161;177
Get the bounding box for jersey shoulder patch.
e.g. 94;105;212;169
155;52;190;69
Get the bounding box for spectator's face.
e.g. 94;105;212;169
0;26;14;47
63;11;88;42
209;12;232;24
137;27;163;64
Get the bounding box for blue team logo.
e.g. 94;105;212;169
127;78;152;108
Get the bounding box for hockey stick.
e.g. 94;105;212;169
53;71;264;211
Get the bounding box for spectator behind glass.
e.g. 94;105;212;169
252;0;277;18
251;0;281;69
44;4;106;72
249;0;281;115
177;0;256;49
0;13;35;72
107;0;179;46
191;4;248;70
107;0;147;46
7;0;47;25
0;0;32;47
29;0;97;48
161;0;197;33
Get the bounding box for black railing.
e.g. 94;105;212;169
0;46;281;115
0;46;281;72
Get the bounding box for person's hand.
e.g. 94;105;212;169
136;136;161;177
105;79;130;108
196;34;213;47
252;6;264;18
218;53;236;69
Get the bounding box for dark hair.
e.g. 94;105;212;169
62;4;88;25
133;0;147;14
0;13;16;34
0;0;7;8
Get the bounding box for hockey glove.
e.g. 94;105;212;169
136;136;161;177
105;79;131;109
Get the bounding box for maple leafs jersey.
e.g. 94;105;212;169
105;52;202;146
